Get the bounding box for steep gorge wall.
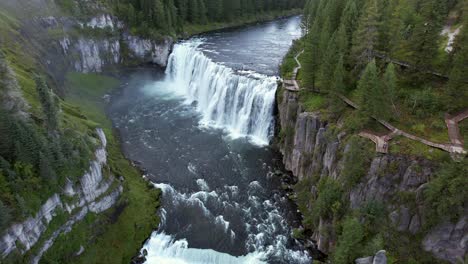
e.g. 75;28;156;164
0;129;123;262
276;88;467;263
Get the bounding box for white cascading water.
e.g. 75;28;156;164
165;41;278;145
142;182;310;264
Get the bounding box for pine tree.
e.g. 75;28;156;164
341;0;359;44
446;3;468;111
409;0;445;71
357;60;379;117
0;200;12;232
154;0;168;30
330;55;346;111
34;75;58;131
39;152;57;185
336;23;349;58
386;0;411;59
376;0;393;53
383;63;397;114
302;19;320;90
332;55;346;94
319;32;339;90
351;0;380;68
198;0;208;24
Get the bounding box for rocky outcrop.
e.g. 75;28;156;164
355;250;387;264
86;14;123;30
422;217;467;264
124;34;173;67
72;38;121;73
22;12;174;77
58;14;173;73
276;88;467;263
0;129;123;261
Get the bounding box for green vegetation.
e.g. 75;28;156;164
299;91;326;112
281;39;304;78
0;53;95;228
341;137;373;189
424;160;468;226
296;0;468;146
284;0;466;261
1;16;161;261
65;72;119;128
114;0;305;37
333;217;364;264
39;72;162;264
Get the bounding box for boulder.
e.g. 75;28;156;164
373;250;387;264
355;256;373;264
422;217;467;263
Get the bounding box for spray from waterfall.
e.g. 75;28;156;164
164;41;278;145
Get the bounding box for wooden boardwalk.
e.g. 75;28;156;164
283;50;467;157
283;50;304;92
445;109;468;152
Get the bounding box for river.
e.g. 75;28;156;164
108;16;309;264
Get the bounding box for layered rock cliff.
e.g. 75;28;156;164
32;13;173;78
0;129;123;262
276;88;467;263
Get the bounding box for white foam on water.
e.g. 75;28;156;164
149;182;311;264
196;179;210;191
143;232;267;264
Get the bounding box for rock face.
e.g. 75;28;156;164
29;13;174;76
422;217;468;264
124;34;173;67
276;88;467;263
355;250;387;264
56;14;174;73
72;38;121;73
0;129;123;262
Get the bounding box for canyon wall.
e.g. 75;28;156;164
0;129;123;262
32;13;173;78
277;88;467;263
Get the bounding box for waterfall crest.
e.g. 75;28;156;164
165;42;278;145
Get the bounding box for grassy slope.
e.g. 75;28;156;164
40;72;161;263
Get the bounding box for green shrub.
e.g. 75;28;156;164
333;217;364;264
342;137;372;189
424;160;468;226
313;177;343;222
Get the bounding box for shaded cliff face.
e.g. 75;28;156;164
276;88;467;263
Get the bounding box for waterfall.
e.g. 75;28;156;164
165;41;278;145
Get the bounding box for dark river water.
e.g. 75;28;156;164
108;16;309;264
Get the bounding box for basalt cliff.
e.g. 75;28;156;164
276;88;467;263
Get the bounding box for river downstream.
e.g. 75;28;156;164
108;16;308;264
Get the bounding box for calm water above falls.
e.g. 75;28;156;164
108;16;309;264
